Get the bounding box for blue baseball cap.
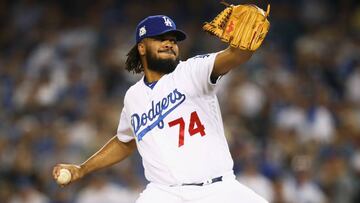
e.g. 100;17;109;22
135;15;187;43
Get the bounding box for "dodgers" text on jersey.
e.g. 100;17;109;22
131;89;186;141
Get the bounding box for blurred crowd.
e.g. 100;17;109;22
0;0;360;203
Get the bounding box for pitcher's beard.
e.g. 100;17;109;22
146;51;179;74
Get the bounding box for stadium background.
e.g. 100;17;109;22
0;0;360;202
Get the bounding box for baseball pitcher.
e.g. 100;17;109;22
53;3;270;203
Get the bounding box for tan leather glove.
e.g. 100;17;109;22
203;3;270;51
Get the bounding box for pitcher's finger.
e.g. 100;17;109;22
52;165;61;178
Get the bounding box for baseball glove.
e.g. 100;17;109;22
203;2;270;51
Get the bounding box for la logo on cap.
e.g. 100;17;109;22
162;16;172;27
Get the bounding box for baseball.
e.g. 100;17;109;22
57;168;72;185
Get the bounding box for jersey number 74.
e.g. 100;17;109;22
168;111;206;147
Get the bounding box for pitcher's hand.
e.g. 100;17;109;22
52;164;84;186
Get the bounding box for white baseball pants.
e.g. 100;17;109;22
136;176;268;203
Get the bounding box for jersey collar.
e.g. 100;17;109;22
143;76;158;89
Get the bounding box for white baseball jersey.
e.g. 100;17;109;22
116;52;234;186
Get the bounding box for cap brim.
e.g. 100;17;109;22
148;29;187;42
165;30;187;41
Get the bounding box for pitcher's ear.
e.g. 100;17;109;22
138;42;146;56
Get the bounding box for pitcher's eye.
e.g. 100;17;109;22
166;39;177;44
160;38;177;44
153;36;177;43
